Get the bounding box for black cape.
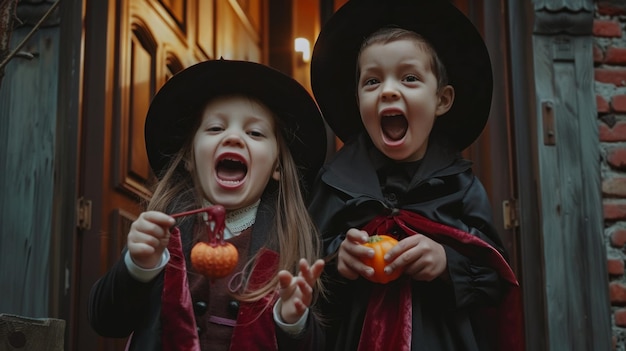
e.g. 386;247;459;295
308;133;514;351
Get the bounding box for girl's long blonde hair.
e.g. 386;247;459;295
146;94;324;304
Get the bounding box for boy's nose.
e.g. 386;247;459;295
380;84;399;100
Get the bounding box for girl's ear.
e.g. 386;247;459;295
184;158;194;172
435;85;455;117
272;164;280;181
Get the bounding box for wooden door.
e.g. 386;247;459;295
73;0;267;350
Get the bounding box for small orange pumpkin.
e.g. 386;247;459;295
191;241;238;279
180;205;238;280
361;234;402;284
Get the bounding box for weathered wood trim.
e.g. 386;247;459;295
506;1;550;349
50;0;83;336
0;0;61;319
533;11;612;351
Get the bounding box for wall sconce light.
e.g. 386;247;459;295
294;37;311;63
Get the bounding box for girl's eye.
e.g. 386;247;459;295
248;130;265;137
404;75;419;82
363;78;379;86
206;126;223;132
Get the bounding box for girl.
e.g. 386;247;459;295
89;59;327;351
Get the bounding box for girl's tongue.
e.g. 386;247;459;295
216;159;247;182
381;115;408;141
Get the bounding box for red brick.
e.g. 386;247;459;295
613;95;626;113
606;47;626;66
600;121;626;142
610;228;626;248
609;282;626;304
615;308;626;326
607;148;626;170
604;200;626;221
608;259;625;276
598;95;610;113
598;2;626;16
593;20;623;38
595;68;626;86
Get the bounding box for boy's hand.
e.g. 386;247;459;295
382;234;447;281
127;211;175;269
337;228;377;280
278;258;325;324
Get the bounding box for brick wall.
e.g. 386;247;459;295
595;2;626;350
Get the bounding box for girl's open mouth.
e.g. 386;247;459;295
215;155;247;187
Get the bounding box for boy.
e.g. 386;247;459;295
308;1;523;350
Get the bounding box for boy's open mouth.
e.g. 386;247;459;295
381;114;408;141
216;157;247;184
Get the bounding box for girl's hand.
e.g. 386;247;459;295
127;211;175;269
382;234;447;281
337;228;376;280
277;258;325;324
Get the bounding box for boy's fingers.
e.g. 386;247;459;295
384;235;420;262
337;260;359;280
342;239;375;259
345;228;369;243
339;256;374;279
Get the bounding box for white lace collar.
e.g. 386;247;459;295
202;199;259;239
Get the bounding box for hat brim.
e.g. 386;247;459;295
145;59;327;192
311;0;493;150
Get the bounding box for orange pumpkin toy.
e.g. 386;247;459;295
361;234;402;284
172;205;239;280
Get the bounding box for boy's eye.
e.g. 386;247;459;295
404;75;419;82
207;126;223;132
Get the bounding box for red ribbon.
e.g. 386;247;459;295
162;227;201;350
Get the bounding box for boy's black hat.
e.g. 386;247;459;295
311;0;493;151
145;59;327;190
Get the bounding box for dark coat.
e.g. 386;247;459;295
308;133;513;351
88;199;324;351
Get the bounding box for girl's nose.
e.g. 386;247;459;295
222;132;244;147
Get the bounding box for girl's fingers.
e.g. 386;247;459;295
298;258;325;284
309;259;325;279
133;212;174;238
278;270;294;290
143;211;176;226
128;231;161;248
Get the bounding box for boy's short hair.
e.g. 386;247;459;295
356;26;449;92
